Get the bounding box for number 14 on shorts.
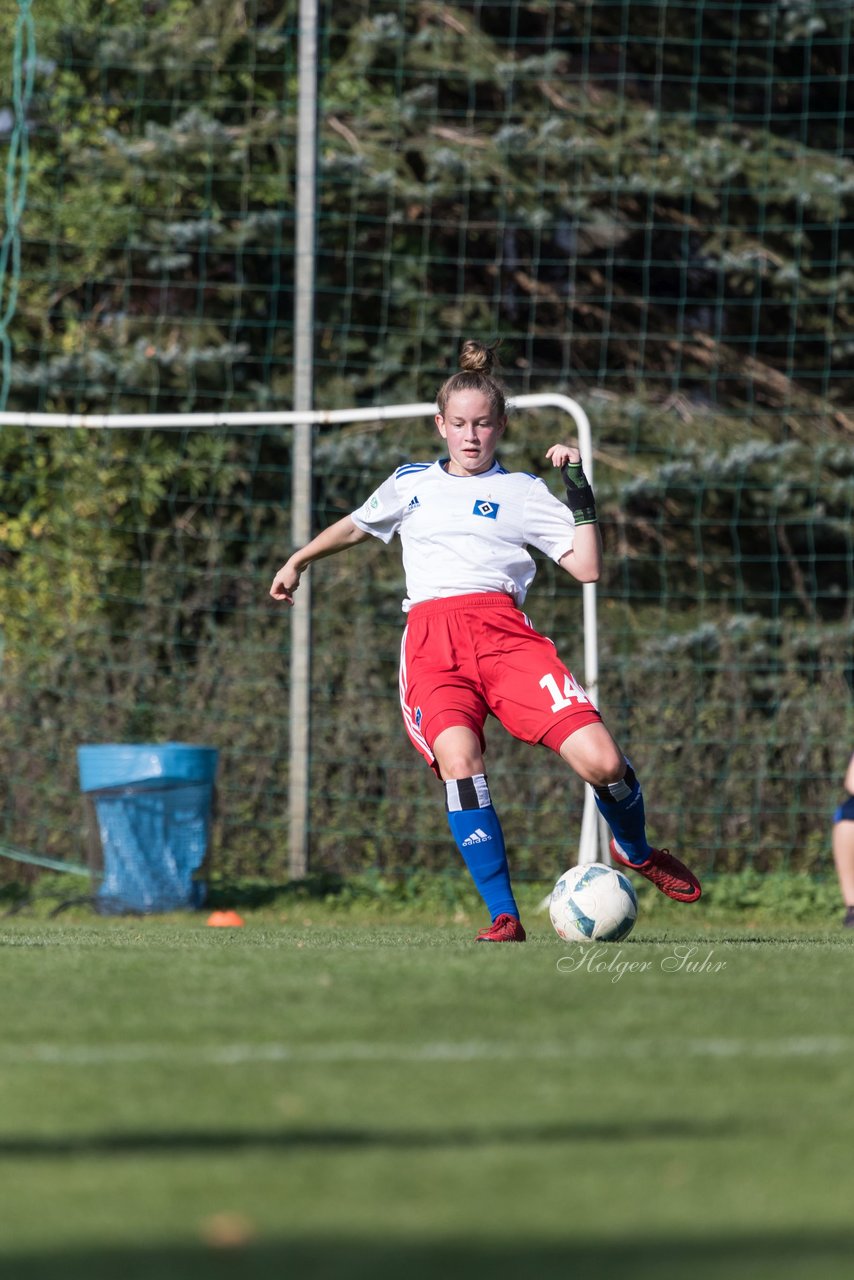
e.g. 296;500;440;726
539;671;590;713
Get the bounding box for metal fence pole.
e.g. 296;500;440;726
288;0;319;879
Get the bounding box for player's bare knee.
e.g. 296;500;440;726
579;759;627;788
437;753;485;780
559;730;626;786
597;748;631;785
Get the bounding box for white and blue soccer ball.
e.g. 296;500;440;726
549;862;638;942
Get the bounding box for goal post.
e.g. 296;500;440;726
0;392;607;871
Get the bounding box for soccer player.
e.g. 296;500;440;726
270;340;701;940
832;751;854;928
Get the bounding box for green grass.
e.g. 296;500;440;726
0;904;852;1279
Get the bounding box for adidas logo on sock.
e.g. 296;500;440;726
461;828;491;846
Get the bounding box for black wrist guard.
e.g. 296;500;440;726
561;460;597;525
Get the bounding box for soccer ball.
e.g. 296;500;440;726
549;862;638;943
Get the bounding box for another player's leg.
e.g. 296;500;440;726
433;726;526;942
558;723;701;903
831;802;854;927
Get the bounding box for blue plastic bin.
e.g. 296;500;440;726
77;743;219;914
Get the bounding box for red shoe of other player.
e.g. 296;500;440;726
609;839;702;903
475;913;527;942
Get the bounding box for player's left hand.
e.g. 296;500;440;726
549;442;598;526
546;442;581;469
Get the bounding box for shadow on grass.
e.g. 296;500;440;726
7;1231;854;1280
204;872;346;910
0;1115;736;1158
0;873;350;921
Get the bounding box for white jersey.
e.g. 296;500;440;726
350;458;576;612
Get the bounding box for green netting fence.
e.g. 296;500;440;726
0;0;851;882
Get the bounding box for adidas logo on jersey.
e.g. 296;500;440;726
407;495;420;511
461;828;491;846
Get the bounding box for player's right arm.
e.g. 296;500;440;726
269;516;370;606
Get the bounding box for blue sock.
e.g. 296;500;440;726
593;764;653;865
445;775;519;921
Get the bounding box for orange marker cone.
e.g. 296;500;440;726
206;910;245;927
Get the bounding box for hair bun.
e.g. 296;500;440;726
436;339;507;417
458;339;500;375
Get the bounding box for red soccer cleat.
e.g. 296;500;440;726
609;839;702;903
475;913;527;942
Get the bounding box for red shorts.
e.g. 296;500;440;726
399;592;601;776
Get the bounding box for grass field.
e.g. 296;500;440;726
1;891;853;1279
